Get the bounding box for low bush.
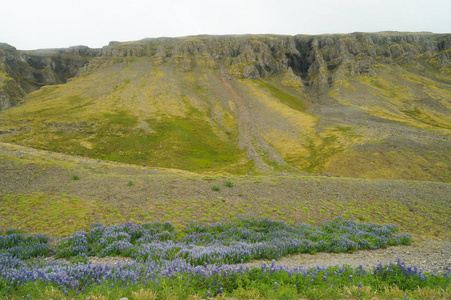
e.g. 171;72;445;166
55;217;410;265
225;181;234;187
0;230;49;259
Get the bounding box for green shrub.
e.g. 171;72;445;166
225;181;234;187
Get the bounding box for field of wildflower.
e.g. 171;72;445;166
0;218;449;299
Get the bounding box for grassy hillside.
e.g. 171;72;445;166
323;64;451;181
0;34;450;181
0;56;316;174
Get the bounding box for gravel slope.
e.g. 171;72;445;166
243;239;451;273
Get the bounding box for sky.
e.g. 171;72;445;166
1;0;450;50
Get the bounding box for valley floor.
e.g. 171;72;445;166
1;142;450;237
0;141;450;299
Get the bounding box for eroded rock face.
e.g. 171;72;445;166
0;32;450;110
100;33;449;82
0;93;18;111
0;44;101;110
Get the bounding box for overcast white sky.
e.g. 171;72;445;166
1;0;450;50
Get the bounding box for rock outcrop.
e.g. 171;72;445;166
0;44;101;110
66;32;451;87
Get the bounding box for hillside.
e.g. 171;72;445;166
0;33;450;181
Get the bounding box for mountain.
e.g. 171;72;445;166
0;32;450;181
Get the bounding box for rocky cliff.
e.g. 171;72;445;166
1;32;450;111
0;43;101;110
101;33;451;88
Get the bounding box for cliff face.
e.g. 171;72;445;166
1;33;450;111
101;33;450;87
0;43;101;110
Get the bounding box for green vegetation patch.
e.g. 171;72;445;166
0;193;123;236
1;265;449;299
402;107;451;130
88;116;244;172
302;135;344;174
284;133;347;174
103;109;139;127
257;79;306;112
0;174;449;240
1;111;247;172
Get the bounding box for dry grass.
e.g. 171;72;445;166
131;289;158;300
